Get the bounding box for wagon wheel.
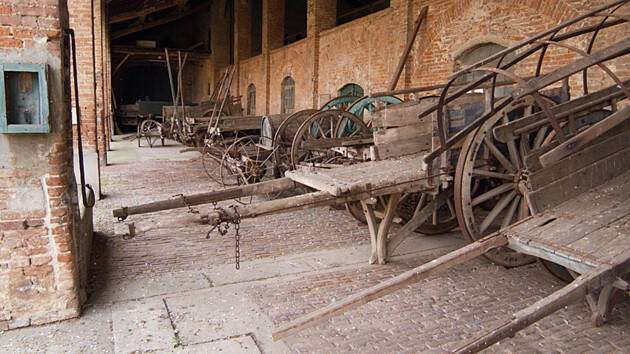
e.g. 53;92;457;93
320;95;359;111
290;110;371;169
272;109;319;176
402;190;458;235
347;95;403;126
454;96;560;267
220;136;276;203
201;140;223;184
139;119;161;148
344;190;458;235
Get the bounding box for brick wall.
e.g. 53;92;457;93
0;0;85;329
231;0;630;115
68;0;108;164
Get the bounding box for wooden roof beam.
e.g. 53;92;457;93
108;0;189;25
111;1;209;40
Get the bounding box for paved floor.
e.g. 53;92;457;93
1;136;629;353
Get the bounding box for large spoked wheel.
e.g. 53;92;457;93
138;119;162;147
344;189;457;235
220;135;275;189
290;110;371;169
404;190;458;235
201;139;223;184
272;109;319;176
454;96;557;267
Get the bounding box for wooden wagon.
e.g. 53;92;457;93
113;1;630;350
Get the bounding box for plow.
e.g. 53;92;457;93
113;2;630;352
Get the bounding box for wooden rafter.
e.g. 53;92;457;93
108;0;189;24
111;1;210;40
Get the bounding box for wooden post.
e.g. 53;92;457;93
376;193;401;264
388;6;428;91
361;200;379;264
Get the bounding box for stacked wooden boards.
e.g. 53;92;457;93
371;99;435;159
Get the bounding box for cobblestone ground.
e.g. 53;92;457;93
2;137;628;353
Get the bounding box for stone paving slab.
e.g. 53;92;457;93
165;284;290;353
0;303;114;352
111;297;173;352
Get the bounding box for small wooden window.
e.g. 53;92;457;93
281;76;295;114
247;84;256;115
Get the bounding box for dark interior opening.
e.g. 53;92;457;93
285;0;307;45
116;65;173;105
251;0;263;56
337;0;389;26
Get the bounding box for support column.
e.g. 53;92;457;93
235;0;253;100
262;0;284;114
307;0;336;108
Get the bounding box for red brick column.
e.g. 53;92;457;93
0;0;83;329
68;0;107;165
307;0;336;108
262;0;284;114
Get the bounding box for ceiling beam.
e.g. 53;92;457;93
108;0;189;25
111;2;210;40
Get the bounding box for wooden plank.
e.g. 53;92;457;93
540;105;630;167
285;170;346;196
570;214;630;263
300;136;373;150
452;256;630;353
507;233;597;274
529;126;630;190
373;136;431;159
272;233;508;340
492;80;629;142
374;124;430;145
528;145;630;213
112;178;297;220
371;100;435;128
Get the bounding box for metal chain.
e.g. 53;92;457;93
231;205;241;270
205;205;242;270
173;194;199;214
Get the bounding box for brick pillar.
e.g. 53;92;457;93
234;0;253;99
307;0;336;108
0;0;86;329
67;0;106;165
262;0;283;114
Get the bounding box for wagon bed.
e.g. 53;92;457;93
507;170;630;274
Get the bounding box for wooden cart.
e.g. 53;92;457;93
113;1;630;350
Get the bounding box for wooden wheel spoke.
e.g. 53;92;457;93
471;183;513;207
483;136;516;173
479;190;516;234
472;169;513;180
501;195;521;228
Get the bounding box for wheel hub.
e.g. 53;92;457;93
513;169;529;196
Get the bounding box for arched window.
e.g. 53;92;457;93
281;76;295;114
247;84;256;115
338;83;364;97
454;43;513;97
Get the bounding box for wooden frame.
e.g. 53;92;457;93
0;63;50;133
